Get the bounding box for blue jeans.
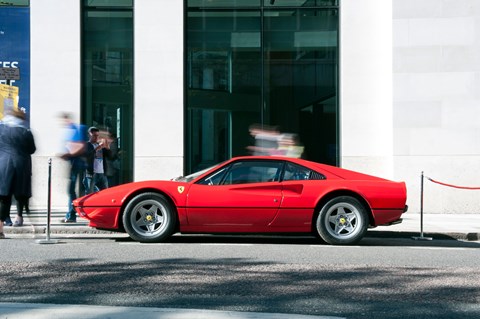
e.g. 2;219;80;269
65;165;84;221
83;173;109;195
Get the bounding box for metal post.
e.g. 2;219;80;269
420;170;424;236
413;171;432;241
36;158;58;244
46;158;52;239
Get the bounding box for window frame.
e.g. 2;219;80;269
196;159;325;186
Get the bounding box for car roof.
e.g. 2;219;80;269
223;156;388;181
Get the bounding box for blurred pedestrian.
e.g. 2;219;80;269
59;113;86;223
15;194;30;217
276;133;304;158
0;109;36;237
105;132;120;187
247;124;281;156
83;127;112;194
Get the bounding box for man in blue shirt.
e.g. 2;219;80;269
59;113;86;223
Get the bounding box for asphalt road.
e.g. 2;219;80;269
1;235;479;319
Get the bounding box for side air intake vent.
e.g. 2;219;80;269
310;171;326;180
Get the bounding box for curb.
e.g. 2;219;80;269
3;225;480;241
3;225;121;236
366;230;480;241
0;302;342;319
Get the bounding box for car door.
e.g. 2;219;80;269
268;162;327;230
186;160;284;229
279;161;326;208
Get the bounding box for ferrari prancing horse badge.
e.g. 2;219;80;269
177;186;185;194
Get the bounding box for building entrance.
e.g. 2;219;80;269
82;1;134;184
186;0;339;173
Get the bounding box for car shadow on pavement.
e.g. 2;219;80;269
112;232;480;248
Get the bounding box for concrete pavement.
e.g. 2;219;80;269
369;212;480;241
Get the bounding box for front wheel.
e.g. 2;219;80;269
315;196;368;245
123;192;176;243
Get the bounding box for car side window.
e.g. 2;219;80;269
282;162;325;181
197;166;228;185
222;161;283;185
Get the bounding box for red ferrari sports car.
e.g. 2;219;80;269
73;156;407;245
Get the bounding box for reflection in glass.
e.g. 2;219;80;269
264;8;338;165
263;0;338;7
187;8;262;173
186;1;338;173
84;0;133;7
82;4;133;185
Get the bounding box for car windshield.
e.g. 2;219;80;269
172;164;219;183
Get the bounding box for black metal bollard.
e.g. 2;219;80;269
36;158;58;244
412;171;432;241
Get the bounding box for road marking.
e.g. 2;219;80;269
118;243;255;247
118;242;174;246
200;243;253;246
409;247;468;251
309;245;361;248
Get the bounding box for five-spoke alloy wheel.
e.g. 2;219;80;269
123;192;176;243
315;196;368;245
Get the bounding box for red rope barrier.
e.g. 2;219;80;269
426;176;480;190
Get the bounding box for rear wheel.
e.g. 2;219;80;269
123;192;176;243
315;196;368;245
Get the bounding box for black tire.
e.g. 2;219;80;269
122;192;176;243
315;196;368;245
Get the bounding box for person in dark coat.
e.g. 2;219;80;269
0;109;36;238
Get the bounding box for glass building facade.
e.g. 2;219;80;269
186;0;339;173
81;0;339;181
79;0;339;180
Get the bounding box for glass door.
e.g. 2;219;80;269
82;2;134;184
